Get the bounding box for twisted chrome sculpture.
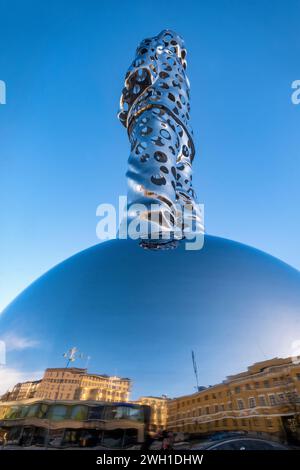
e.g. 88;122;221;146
119;29;203;249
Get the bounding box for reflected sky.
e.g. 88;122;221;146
1;0;300;312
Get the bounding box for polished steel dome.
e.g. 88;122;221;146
1;236;299;398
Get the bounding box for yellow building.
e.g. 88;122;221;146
35;368;131;402
36;368;85;401
167;357;300;442
137;396;169;433
5;380;41;402
78;374;130;402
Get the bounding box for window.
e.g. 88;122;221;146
258;395;266;406
63;429;81;447
88;406;105;421
127;406;144;421
37;403;48;419
77;429;100;447
264;380;270;388
235;386;241;394
249;397;256;408
47;404;68;421
206;407;210;415
104;405;143;422
5;406;22;420
215;405;218;413
7;426;22;444
237;399;244;410
269;394;276;406
70;405;88;421
32;427;47;446
0;407;9;419
47;429;65;447
296;373;300;381
26;403;41;418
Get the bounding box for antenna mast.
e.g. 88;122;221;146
192;350;200;391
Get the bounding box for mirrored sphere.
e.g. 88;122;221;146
1;236;300;398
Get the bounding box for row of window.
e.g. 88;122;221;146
237;392;299;409
44;379;79;384
81;381;128;387
0;403;146;423
171;416;275;432
36;391;128;401
233;376;297;393
175;374;300;408
176;384;300;409
173;392;299;418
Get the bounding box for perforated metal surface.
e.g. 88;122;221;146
119;30;203;247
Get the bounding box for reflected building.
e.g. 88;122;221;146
1;367;131;404
36;368;85;401
4;380;41;402
0;399;150;448
77;373;131;402
35;368;131;402
167;357;300;443
136;396;169;433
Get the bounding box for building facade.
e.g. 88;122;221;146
35;368;131;402
0;399;150;448
167;357;300;442
2;381;41;402
78;374;130;402
137;396;169;433
36;368;85;401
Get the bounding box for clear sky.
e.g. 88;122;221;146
0;0;299;315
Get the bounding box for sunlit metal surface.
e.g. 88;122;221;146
119;30;203;248
1;236;300;398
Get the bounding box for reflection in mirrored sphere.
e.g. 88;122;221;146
1;236;299;398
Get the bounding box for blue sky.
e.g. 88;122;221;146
0;0;299;315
